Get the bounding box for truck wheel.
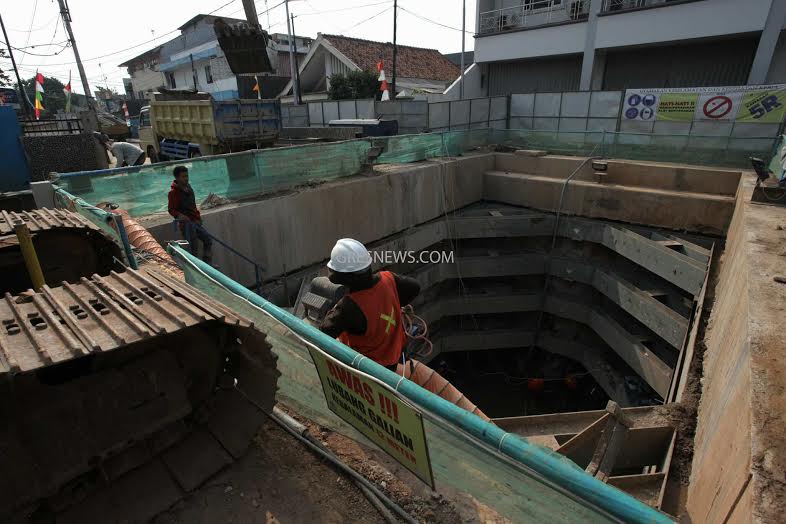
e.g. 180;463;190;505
147;146;159;164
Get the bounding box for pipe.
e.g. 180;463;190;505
399;360;490;421
111;214;138;270
14;224;46;291
168;244;672;524
271;407;399;524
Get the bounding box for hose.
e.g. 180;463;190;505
401;304;433;358
235;387;419;524
398;360;490;422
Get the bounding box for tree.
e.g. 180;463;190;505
20;75;86;115
0;49;10;86
328;70;379;100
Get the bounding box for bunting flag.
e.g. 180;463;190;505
122;101;130;126
63;71;72;113
377;61;390;102
34;71;45;120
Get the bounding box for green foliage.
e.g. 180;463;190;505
20;75;86;114
328;70;379;100
0;49;10;86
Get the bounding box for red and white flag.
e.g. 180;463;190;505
377;61;389;102
63;71;72;113
34;71;45;120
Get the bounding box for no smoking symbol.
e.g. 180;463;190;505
703;95;733;119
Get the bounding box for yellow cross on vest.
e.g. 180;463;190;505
380;307;397;334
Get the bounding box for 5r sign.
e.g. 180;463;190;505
747;95;782;119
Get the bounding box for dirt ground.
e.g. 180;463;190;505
153;411;508;524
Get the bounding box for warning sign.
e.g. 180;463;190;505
622;85;786;124
308;346;434;487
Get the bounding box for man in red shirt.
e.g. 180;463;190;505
168;165;213;263
319;238;420;370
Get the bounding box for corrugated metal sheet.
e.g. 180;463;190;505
602;38;758;90
488;55;582;95
0;268;249;374
0;208;96;235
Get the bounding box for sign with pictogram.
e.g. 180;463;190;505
308;345;434;487
623;85;786;123
702;95;733;119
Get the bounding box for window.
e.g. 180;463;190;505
205;65;214;84
166;72;176;88
140;110;151;127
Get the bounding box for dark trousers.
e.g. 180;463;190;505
132;152;147;166
180;221;213;263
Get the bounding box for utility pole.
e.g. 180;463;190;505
460;0;465;99
241;0;261;27
56;0;96;110
291;14;302;106
391;0;397;98
0;13;32;118
285;0;300;104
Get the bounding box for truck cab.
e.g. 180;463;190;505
138;106;160;162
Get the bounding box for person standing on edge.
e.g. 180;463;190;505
320;238;420;371
168;165;213;264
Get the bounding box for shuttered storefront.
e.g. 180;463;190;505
487;55;583;95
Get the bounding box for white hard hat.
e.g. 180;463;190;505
327;238;372;273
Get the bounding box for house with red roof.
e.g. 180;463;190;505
278;34;460;102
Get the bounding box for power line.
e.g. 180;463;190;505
11;42;71;57
296;0;392;17
398;5;471;33
19;0;40;66
338;5;393;33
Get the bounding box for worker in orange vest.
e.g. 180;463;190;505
320;238;420;371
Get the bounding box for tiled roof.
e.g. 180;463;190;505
322;34;460;83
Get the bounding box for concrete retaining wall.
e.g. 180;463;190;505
147;154;491;285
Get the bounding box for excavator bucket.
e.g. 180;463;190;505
213;19;274;75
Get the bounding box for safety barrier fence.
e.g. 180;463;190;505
169;244;673;524
52;129;774;217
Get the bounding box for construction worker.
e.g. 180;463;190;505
94;132;146;167
168;165;213;263
320;238;420;371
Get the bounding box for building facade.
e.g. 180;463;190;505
471;0;786;95
120;16;312;101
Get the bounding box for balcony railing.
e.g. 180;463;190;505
478;1;589;35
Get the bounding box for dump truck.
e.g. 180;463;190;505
0;209;279;522
139;90;281;162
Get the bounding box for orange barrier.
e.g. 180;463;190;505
396;359;490;422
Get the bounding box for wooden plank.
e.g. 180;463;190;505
585;416;617;476
596;422;629;482
557;413;610;468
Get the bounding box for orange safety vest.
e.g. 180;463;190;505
338;271;406;366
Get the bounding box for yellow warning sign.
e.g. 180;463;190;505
308;346;434;487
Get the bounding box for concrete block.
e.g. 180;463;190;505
558;118;588;132
561;92;591;117
308;102;323;125
429;102;450;129
376;101;402;115
338;100;357;119
400;113;428;129
652;121;691;136
511;93;535;117
450;100;470;126
620;119;654;134
402;100;427;114
490;96;508;121
30;181;55;208
533;117;559;131
590;91;622;118
490;119;507;130
534;92;562;117
322;101;339;123
356;99;375;119
510;117;534;130
587;118;617;133
470;98;491;125
730;122;781;138
690;121;734;137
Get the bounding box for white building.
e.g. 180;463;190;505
468;0;786;95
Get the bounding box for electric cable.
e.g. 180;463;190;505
338;5;394;33
398;5;471;33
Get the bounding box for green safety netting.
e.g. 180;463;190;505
491;129;776;168
53;187;130;265
54;128;777;219
54;140;372;217
173;250;620;523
